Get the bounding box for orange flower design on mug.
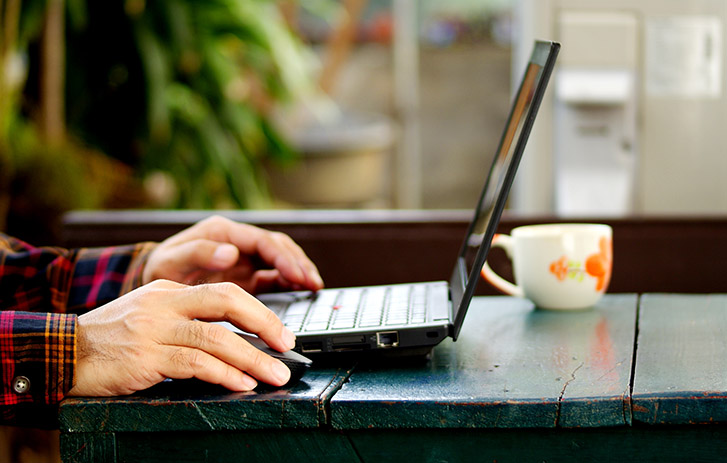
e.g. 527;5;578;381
585;236;612;291
549;237;612;292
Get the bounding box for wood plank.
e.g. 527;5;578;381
62;210;727;293
632;294;727;425
59;432;116;463
346;427;727;463
115;430;361;463
59;366;353;433
556;295;637;427
330;295;637;429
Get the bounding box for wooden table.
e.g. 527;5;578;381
59;294;727;462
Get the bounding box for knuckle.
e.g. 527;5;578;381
211;282;245;307
182;321;207;347
245;348;266;372
202;215;229;228
269;231;291;244
214;281;242;297
204;323;229;346
143;279;169;291
190;282;238;307
123;312;155;335
170;348;205;372
144;279;184;293
259;307;282;328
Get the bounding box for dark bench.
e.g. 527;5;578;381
63;209;727;293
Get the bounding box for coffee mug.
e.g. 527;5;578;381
481;223;613;310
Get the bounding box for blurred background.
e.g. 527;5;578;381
1;0;727;460
3;0;726;246
0;0;517;247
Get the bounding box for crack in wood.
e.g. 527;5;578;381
555;362;584;427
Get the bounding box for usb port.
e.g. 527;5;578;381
376;331;399;348
301;341;323;353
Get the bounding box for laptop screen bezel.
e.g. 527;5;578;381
448;40;560;341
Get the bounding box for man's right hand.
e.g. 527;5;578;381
67;280;295;397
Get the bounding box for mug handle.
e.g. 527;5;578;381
481;234;524;297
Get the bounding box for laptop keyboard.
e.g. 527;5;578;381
265;282;449;333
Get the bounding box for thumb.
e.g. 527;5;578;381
207;242;240;270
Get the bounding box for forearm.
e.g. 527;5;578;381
0;233;155;314
0;234;155;427
64;242;156;312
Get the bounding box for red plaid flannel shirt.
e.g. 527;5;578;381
0;233;154;427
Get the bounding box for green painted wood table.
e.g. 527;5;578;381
632;294;727;425
59;295;727;462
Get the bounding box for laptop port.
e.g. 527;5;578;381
376;331;399;348
301;341;323;353
332;335;366;346
332;335;369;352
332;344;369;352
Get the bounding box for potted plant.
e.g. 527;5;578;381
63;0;316;209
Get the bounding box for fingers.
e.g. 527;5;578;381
162;321;291;388
70;281;298;397
162;345;258;390
247;269;291;294
173;282;295;351
146;215;324;291
148;239;240;283
263;232;325;291
199;216;324;291
162;283;295;387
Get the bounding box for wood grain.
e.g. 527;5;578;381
329;295;637;429
632;294;727;425
60;366;353;434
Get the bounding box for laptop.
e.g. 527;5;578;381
236;40;559;356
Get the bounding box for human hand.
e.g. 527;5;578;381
142;215;324;294
67;280;296;397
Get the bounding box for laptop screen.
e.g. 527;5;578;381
449;41;560;340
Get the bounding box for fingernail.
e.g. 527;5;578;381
281;326;296;350
313;272;324;289
240;375;258;390
298;260;323;289
213;244;238;266
272;360;291;385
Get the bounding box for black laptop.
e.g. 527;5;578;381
231;40;559;356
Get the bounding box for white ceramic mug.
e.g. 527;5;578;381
481;224;613;310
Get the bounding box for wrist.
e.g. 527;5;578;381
129;242;158;289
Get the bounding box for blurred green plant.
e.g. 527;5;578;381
2;0;316;239
64;0;315;209
1;0;47;231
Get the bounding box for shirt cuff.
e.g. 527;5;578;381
121;242;156;295
0;312;76;424
65;241;157;312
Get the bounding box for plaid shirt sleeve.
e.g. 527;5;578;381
0;233;155;427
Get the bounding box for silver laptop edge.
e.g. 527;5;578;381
254;40;561;355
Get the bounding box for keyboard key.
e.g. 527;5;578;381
359;320;383;327
291;282;449;332
286;301;312;316
304;322;329;332
331;320;356;329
